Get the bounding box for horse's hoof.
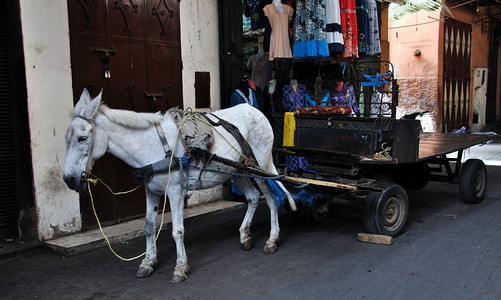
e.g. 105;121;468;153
241;239;252;251
169;274;187;284
136;266;153;278
264;243;277;254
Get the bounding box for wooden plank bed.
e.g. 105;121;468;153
418;132;493;161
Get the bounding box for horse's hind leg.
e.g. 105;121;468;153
136;189;161;278
233;176;261;251
254;179;280;254
168;185;189;284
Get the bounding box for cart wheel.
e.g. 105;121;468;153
364;182;409;237
459;159;487;204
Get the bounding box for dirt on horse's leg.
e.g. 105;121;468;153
169;189;189;284
256;179;280;254
235;177;260;251
137;190;160;278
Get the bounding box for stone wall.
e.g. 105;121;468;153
396;77;439;132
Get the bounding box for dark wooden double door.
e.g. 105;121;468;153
68;0;183;229
442;19;471;132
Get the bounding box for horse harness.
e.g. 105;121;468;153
130;110;258;186
76;114;97;180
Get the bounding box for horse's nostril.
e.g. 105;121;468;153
63;175;76;188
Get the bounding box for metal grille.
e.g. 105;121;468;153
0;3;19;239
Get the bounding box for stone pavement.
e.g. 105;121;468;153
1;132;500;299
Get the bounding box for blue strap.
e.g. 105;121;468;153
361;72;390;87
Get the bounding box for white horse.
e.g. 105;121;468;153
63;89;294;283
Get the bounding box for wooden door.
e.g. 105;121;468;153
68;0;183;229
442;19;471;132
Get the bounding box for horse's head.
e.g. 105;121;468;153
63;89;108;192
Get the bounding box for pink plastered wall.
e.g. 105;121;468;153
389;6;492;132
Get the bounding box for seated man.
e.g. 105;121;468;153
328;80;359;117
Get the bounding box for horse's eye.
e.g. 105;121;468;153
78;136;88;142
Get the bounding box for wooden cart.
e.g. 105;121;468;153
279;114;492;237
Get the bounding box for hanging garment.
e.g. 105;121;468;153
282;83;308;172
248;51;274;91
366;0;381;55
230;88;258;109
325;0;345;53
292;0;330;59
339;0;358;58
356;0;370;55
264;4;294;60
246;0;268;31
248;79;266;112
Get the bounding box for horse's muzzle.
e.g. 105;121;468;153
63;172;87;192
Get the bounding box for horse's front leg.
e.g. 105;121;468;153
136;188;161;278
168;183;189;284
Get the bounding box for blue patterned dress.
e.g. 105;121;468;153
293;0;330;59
283;83;308;172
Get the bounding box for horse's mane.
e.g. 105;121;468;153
97;104;166;129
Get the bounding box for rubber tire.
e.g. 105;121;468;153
364;182;409;237
459;159;487;204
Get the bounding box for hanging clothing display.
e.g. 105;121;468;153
263;3;294;60
339;0;358;58
230;87;258;109
356;0;370;55
292;0;329;59
248;51;274;91
245;0;272;52
366;0;381;55
246;0;269;30
283;82;308;172
325;0;345;53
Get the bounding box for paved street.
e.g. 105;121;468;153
1;136;500;300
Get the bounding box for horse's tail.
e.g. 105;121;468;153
267;179;297;211
278;181;297;211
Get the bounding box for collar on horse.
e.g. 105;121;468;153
130;122;181;184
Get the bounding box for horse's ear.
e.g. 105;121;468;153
76;89;102;119
88;89;102;117
72;88;92;116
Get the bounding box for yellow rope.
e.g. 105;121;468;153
374;142;392;160
87;114;189;261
